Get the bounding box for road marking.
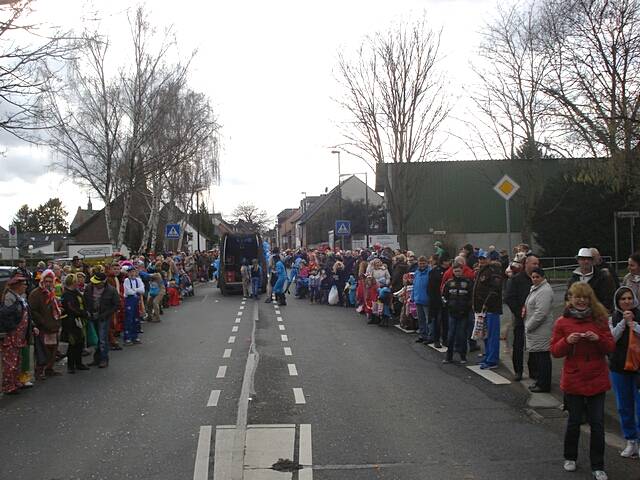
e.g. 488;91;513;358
277;316;283;322
223;349;232;358
240;306;245;310
237;311;243;316
299;424;313;479
244;424;296;472
278;324;285;331
193;425;212;480
293;388;306;404
213;426;234;479
288;364;298;376
241;300;246;305
275;309;281;315
216;366;227;378
201;294;209;303
284;347;292;356
428;343;448;353
228;336;236;344
207;390;221;407
232;326;239;332
235;318;241;324
466;365;511;385
281;334;288;342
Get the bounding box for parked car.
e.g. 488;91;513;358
0;266;17;293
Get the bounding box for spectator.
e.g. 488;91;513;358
60;274;89;374
428;254;449;348
608;286;640;458
412;256;431;343
523;268;554;392
622;252;640;300
84;272;120;368
473;252;504;369
28;269;61;379
551;282;615;479
567;248;616;312
442;265;473;364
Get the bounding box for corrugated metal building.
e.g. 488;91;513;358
376;158;572;253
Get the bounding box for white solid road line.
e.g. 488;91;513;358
207;390;221;407
293;388;306;404
235;318;241;324
284;347;292;356
228;336;236;344
288;364;298;376
278;324;285;331
193;425;212;480
299;424;313;480
216;366;227;378
281;334;288;342
277;316;283;322
466;365;511;385
232;326;239;332
223;349;232;358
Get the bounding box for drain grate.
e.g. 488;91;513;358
272;458;302;472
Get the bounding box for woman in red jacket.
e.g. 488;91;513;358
551;282;615;480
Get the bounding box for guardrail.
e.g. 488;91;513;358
539;256;625;283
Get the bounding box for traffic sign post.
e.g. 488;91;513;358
335;220;351;249
493;175;520;257
8;224;17;247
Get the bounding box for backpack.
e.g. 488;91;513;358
0;301;22;333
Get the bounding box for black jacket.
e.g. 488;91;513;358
428;265;445;307
84;284;120;323
504;271;532;327
391;262;408;293
443;277;473;317
473;263;503;314
567;268;617;312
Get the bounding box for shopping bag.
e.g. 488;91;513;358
624;330;640;372
471;313;487;341
328;285;339;305
86;321;99;347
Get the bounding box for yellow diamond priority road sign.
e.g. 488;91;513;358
493;174;520;201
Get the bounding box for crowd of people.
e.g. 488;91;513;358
261;242;639;480
0;251;210;394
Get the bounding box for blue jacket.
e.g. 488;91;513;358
274;260;287;293
411;267;431;305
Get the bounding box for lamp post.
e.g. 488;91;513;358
331;150;342;249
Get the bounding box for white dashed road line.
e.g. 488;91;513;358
216;366;227;378
278;325;285;331
228;336;236;344
223;349;232;358
293;388;306;404
207;390;221;407
284;347;292;356
235;318;241;324
232;326;239;332
281;334;288;342
240;306;245;310
288;364;298;376
277;316;283;322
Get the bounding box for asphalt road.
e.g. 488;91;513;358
0;283;638;480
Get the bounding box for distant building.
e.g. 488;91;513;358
70;198;96;232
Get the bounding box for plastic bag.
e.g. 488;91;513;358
328;285;339;305
624;331;640;372
86;321;98;347
471;313;487;341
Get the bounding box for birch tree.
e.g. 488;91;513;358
336;16;449;248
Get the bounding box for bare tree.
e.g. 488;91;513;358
231;203;271;233
466;1;558;244
539;0;640;193
43;33;123;244
336;16;449;248
0;0;74;139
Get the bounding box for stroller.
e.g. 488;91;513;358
180;272;194;297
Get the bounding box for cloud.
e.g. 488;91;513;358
0;142;52;182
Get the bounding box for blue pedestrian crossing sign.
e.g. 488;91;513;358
165;223;181;239
335;220;351;236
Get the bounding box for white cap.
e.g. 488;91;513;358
577;247;593;258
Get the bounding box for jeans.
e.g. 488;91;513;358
416;304;429;339
610;371;640;440
528;351;551;390
428;303;444;343
564;392;606;470
512;323;525;375
251;277;261;298
124;295;140;342
446;314;468;359
483;313;500;365
93;319;110;363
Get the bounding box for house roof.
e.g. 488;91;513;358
0;225;8;237
277;208;298;222
0;232;68;249
70;207;98;232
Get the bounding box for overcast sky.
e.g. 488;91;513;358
0;0;499;229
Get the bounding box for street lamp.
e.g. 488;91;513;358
331;150;342;249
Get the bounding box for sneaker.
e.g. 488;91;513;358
124;340;133;346
479;363;498;370
621;439;639;458
592;470;607;480
458;357;467;365
563;460;576;472
434;342;442;349
133;339;142;345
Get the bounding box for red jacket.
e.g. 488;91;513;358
356;281;378;314
550;314;615;396
440;265;475;293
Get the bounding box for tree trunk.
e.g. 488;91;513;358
104;201;114;245
116;189;133;250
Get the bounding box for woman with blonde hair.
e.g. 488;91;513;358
551;282;615;479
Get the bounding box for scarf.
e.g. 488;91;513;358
566;307;592;320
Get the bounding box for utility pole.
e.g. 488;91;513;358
331;150;342;249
